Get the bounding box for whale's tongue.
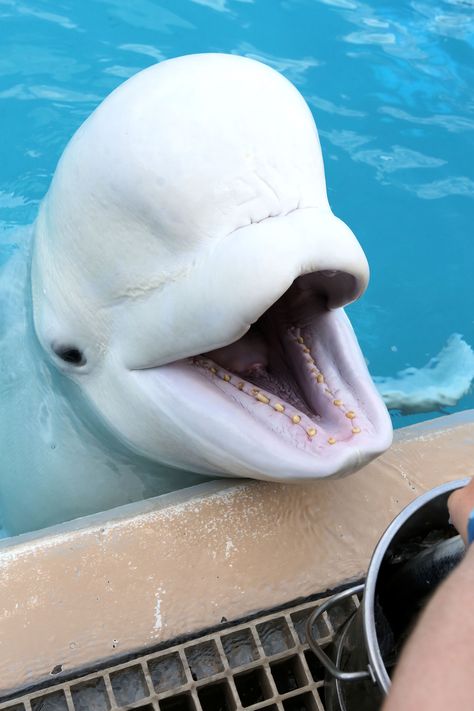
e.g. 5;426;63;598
205;327;316;418
205;330;269;374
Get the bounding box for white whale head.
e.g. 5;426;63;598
31;53;392;482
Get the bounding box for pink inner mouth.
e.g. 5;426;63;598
189;275;376;454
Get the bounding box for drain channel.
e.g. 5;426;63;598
0;586;361;711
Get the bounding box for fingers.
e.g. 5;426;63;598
448;478;474;544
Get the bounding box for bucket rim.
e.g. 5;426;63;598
362;477;470;694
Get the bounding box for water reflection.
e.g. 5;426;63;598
308;95;366;117
411;176;474;199
412;1;474;41
99;0;195;33
352;145;446;176
379;106;474;133
190;0;230;12
119;42;166;61
232;42;321;83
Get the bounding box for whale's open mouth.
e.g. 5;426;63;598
130;267;392;480
185;271;389;459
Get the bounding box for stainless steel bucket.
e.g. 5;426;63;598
307;478;469;711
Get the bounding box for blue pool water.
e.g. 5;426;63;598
1;0;473;433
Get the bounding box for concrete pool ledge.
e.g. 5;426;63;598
1;411;474;697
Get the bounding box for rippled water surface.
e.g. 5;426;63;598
1;0;473;427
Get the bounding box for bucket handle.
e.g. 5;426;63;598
306;583;371;682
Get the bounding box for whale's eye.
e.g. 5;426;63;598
53;345;86;366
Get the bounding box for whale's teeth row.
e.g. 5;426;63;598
192;356;320;440
288;328;361;436
192;329;361;445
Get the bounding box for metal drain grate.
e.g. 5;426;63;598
0;586;361;711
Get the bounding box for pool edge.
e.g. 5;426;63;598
1;410;473;696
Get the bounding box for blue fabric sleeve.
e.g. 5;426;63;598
467;509;474;545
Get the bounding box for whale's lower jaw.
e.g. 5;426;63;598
131;278;393;482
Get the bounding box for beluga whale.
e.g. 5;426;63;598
2;53;392;535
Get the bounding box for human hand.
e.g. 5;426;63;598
448;478;474;545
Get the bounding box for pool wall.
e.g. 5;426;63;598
1;410;473;697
